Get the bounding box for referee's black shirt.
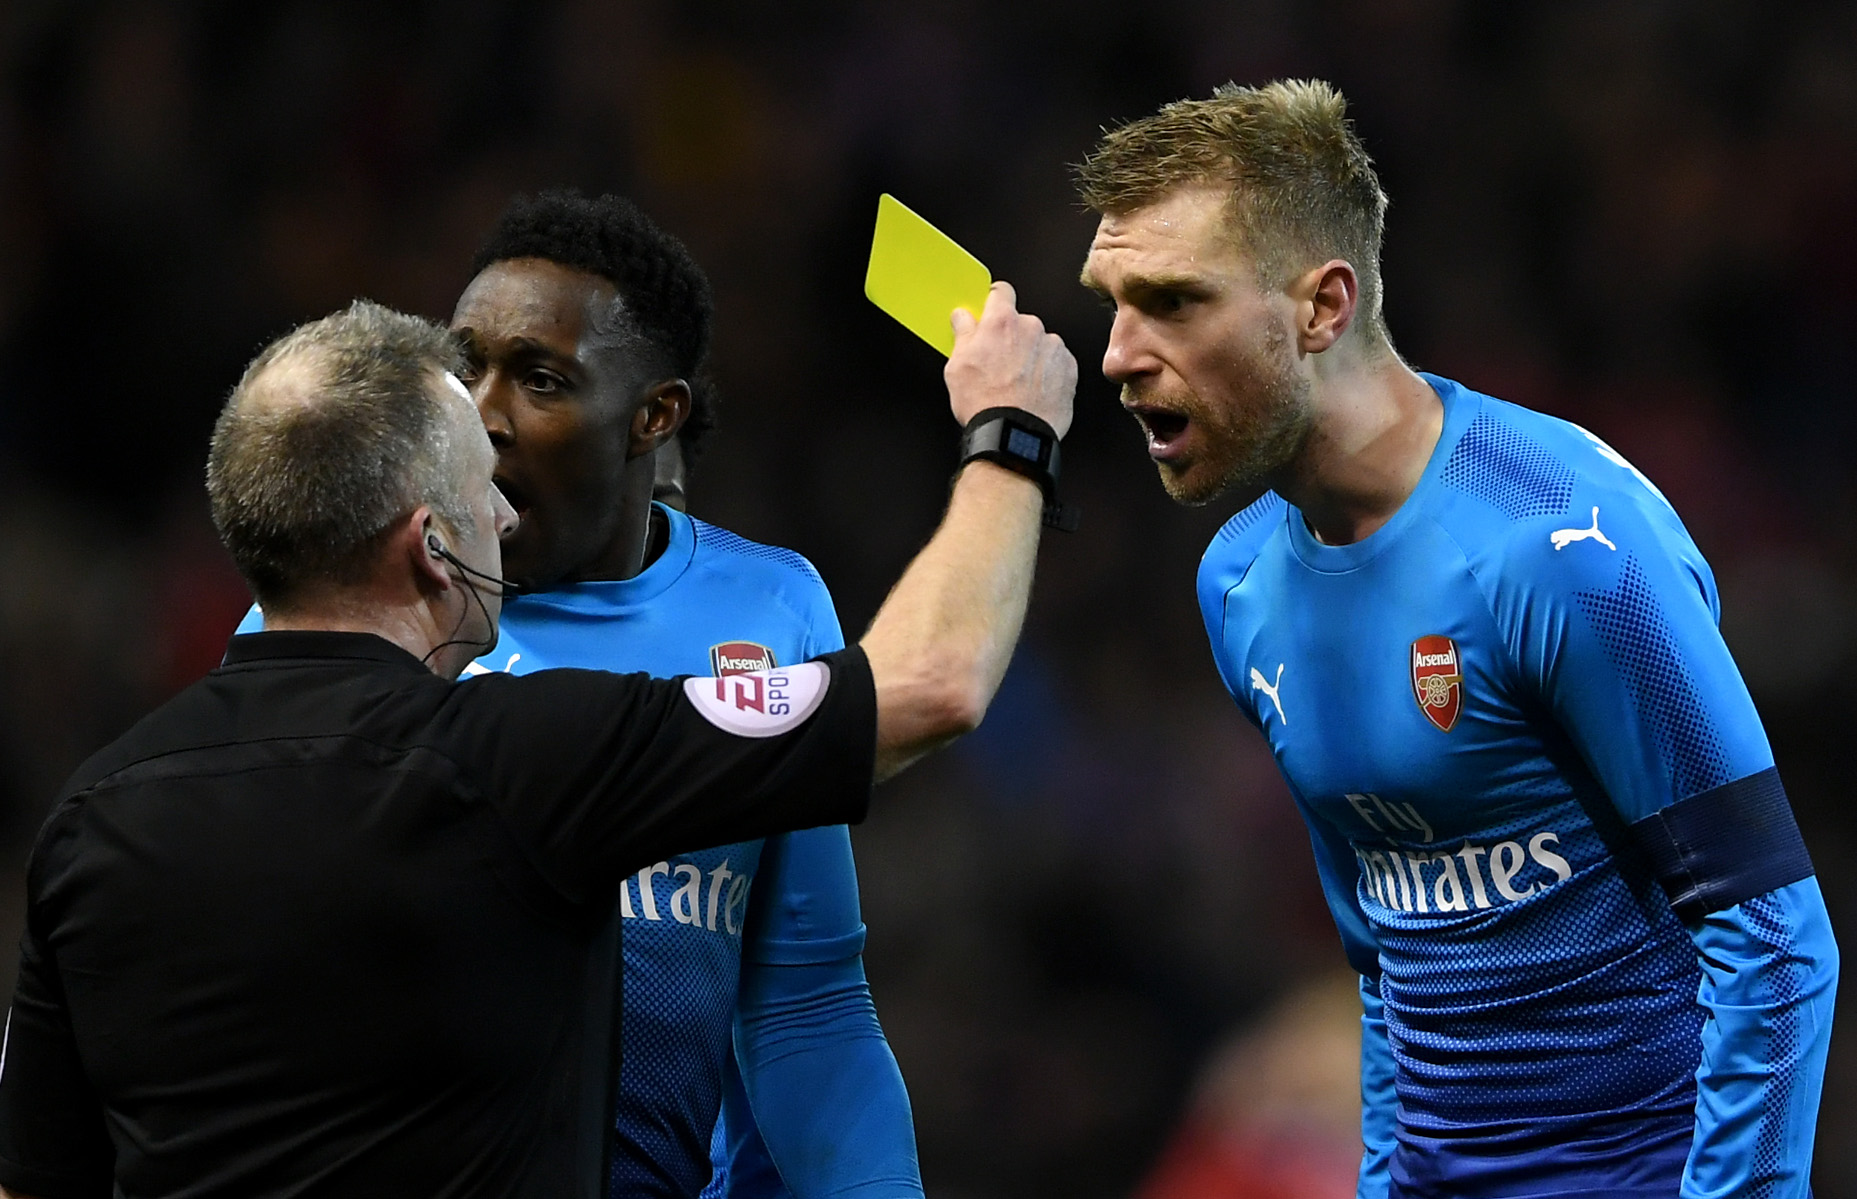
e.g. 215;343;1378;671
0;631;875;1199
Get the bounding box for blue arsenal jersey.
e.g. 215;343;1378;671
472;510;838;1196
471;507;918;1199
1198;375;1836;1198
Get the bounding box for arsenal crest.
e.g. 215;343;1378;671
1410;635;1462;732
710;641;776;677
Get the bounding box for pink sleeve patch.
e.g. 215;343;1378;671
682;661;831;738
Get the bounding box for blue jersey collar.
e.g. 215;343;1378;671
503;502;698;616
1284;373;1480;574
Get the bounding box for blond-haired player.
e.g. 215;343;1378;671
1079;80;1836;1199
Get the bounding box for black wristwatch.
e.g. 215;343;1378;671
957;407;1080;532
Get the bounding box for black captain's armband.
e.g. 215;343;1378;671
1629;767;1815;922
957;407;1079;532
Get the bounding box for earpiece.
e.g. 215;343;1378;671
418;525;525;667
423;531;525;599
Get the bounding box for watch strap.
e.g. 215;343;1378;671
957;407;1079;532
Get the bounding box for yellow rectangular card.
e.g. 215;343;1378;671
864;194;992;357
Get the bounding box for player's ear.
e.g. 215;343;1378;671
628;379;692;457
1296;259;1358;354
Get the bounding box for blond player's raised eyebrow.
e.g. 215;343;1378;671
1079;267;1210;295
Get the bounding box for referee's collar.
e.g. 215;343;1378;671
221;630;430;673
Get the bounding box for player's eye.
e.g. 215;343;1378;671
523;370;568;395
1131;288;1195;318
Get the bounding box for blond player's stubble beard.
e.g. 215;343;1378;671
1149;319;1312;508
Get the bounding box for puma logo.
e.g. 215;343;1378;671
1250;663;1287;724
1550;507;1616;552
461;652;521;678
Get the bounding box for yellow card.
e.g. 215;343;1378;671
864;194;992;357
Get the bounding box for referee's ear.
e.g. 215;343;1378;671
404;507;455;596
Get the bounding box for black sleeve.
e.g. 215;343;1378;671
0;925;114;1199
442;646;877;902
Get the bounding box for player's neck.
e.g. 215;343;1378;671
1284;358;1442;547
642;503;670;566
567;471;665;583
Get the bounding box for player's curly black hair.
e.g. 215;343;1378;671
470;190;720;465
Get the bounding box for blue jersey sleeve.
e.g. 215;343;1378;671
1291;786;1381;980
1357;976;1396;1199
1293;789;1395;1199
1480;459;1836;1197
1485;481;1767;823
1200;499;1380;975
720;827;921;1199
798;583;847;659
1685;878;1837;1199
1202;504;1399;1197
711;587;919;1199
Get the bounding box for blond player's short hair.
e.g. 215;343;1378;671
1075;79;1391;344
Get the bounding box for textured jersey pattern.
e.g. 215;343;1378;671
1439;409;1576;520
612;890;751;1196
1743;891;1800;1199
695;521;822;583
1575;555;1731;801
1366;798;1703;1131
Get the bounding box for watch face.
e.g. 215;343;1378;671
1007;426;1043;462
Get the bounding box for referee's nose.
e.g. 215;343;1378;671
493;483;519;540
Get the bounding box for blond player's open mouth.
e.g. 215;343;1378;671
1127;403;1190;460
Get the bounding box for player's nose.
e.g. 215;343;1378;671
1101;310;1153;385
475;378;515;448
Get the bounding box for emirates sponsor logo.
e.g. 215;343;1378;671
621;857;753;936
1343;793;1574;913
1410;635;1462;732
1353;831;1573;913
711;640;776;676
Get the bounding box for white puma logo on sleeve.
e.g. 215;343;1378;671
1550;507;1617;552
1250;663;1287;724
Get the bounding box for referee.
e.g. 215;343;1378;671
0;289;1074;1199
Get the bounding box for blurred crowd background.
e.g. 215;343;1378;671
3;1;1854;1195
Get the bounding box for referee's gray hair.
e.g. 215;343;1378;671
207;299;471;609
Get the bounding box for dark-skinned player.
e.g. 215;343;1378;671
452;193;921;1199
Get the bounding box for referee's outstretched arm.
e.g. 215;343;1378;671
861;281;1075;780
0;292;1076;1199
